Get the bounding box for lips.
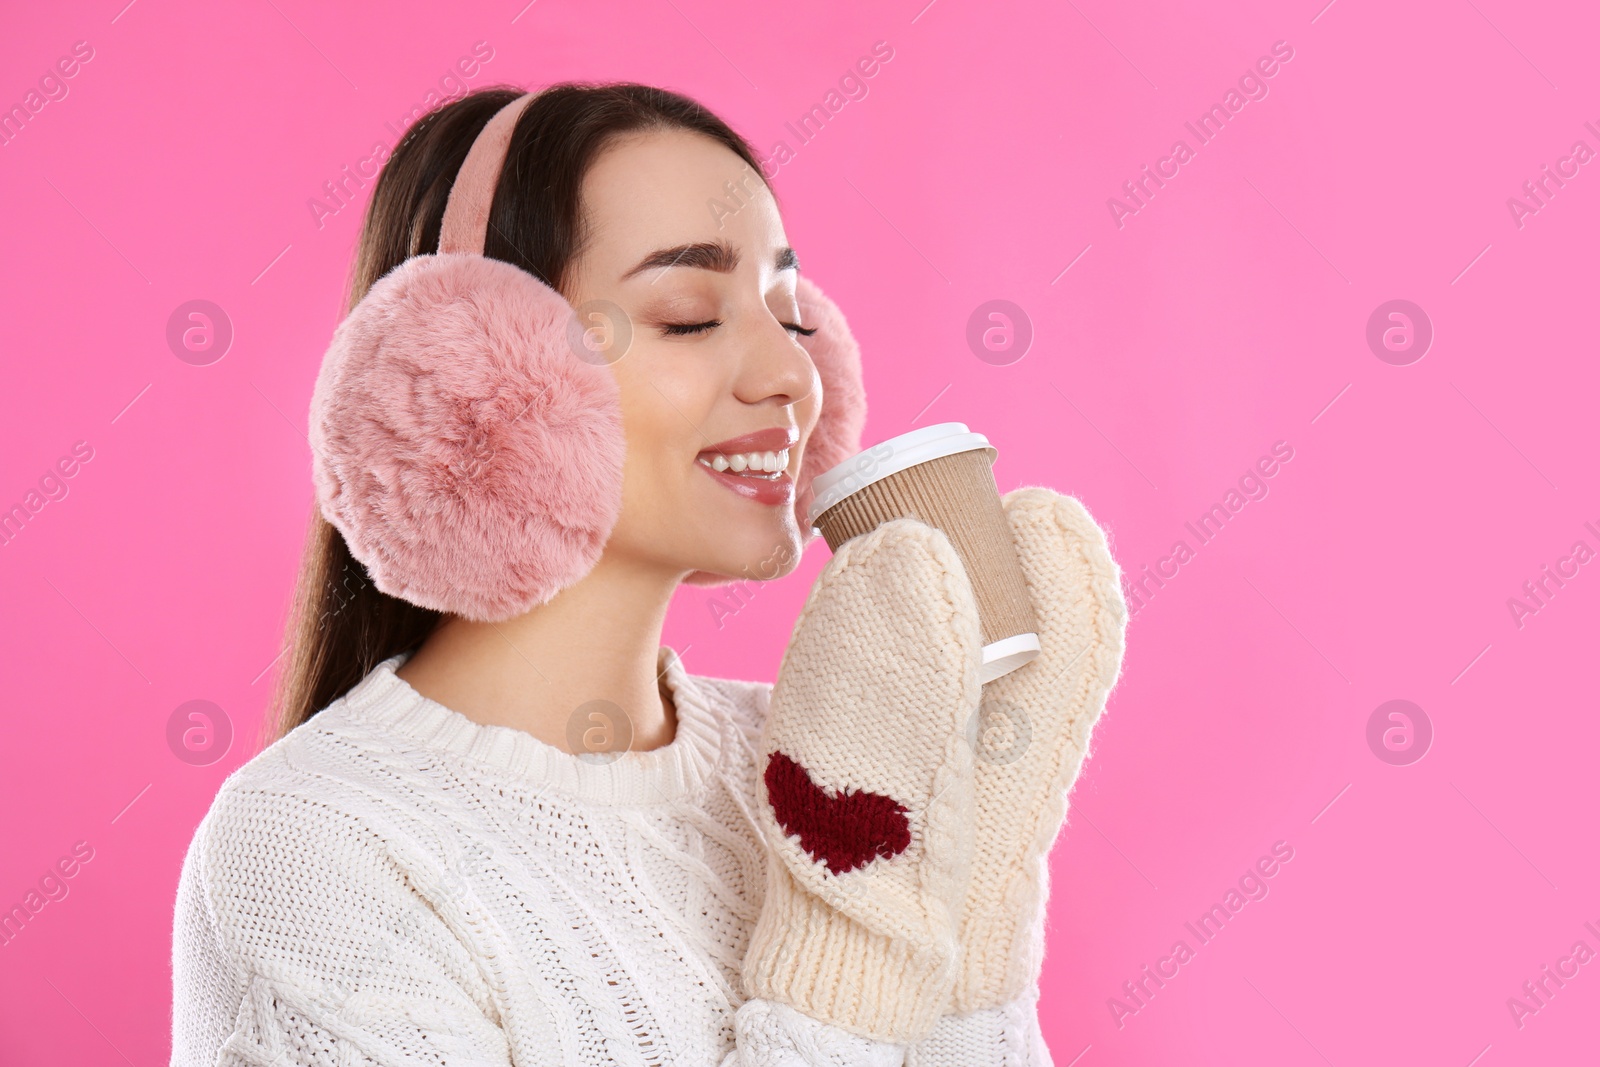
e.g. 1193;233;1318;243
696;425;799;507
697;426;798;457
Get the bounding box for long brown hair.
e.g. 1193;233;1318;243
261;82;770;747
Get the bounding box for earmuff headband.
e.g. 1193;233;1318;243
439;92;538;256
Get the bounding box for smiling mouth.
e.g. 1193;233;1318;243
695;447;792;479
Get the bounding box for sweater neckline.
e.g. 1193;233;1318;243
339;645;725;807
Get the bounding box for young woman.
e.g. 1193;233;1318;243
169;82;1126;1066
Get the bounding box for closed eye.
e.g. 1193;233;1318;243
660;319;818;337
661;319;721;336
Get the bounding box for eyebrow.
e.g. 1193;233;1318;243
621;240;800;282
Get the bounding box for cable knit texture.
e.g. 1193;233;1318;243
949;487;1128;1014
910;989;1054;1067
742;518;981;1045
170;644;1053;1066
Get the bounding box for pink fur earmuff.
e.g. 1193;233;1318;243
309;90;865;621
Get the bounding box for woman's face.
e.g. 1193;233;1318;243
562;128;822;586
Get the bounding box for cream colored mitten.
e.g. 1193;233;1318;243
948;486;1128;1014
742;516;984;1045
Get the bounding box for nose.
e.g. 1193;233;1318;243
734;310;819;418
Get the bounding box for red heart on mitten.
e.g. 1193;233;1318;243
764;750;912;875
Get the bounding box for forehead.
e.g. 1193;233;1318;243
576;127;786;263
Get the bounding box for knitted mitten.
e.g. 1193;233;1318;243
949;486;1128;1014
742;516;984;1045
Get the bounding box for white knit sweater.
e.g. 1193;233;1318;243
170;646;1053;1066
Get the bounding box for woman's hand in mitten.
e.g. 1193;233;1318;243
948;486;1128;1015
742;516;985;1046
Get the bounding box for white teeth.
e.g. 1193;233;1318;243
699;448;790;476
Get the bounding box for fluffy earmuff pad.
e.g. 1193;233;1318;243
789;275;869;533
309;253;626;622
681;274;867;587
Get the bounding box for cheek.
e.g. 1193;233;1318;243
613;361;711;489
619;404;679;487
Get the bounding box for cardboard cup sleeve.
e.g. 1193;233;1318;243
806;423;1041;684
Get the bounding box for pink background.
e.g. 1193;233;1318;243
2;0;1596;1063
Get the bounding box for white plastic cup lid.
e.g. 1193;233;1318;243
806;421;997;532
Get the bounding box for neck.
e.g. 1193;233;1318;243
395;551;685;755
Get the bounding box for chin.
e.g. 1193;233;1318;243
698;520;805;585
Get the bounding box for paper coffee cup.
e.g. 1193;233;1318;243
806;422;1041;684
